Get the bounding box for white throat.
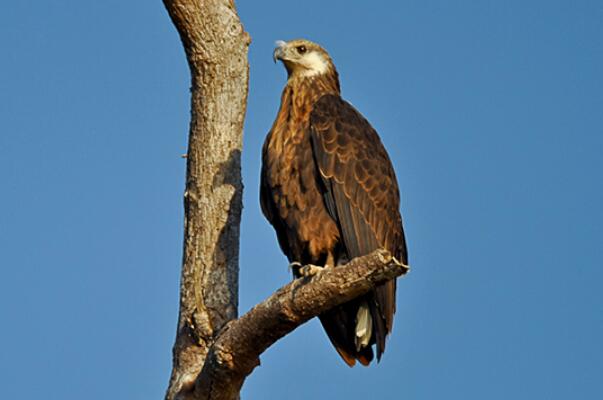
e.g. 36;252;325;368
299;52;329;77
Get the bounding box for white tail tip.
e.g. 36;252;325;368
355;302;373;351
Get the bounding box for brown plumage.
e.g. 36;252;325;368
260;39;408;366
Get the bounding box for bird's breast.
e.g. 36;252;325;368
263;113;339;263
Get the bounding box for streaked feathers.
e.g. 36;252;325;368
260;39;407;366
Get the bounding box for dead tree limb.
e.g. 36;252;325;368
193;249;409;400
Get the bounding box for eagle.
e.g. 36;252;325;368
260;39;408;366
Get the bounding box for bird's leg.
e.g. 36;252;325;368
296;250;337;277
325;251;335;269
289;261;322;278
289;250;338;278
297;264;323;277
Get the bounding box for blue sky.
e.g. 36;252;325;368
1;1;602;399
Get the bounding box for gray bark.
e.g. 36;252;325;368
163;1;250;399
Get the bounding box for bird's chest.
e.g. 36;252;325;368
264;122;340;260
265;121;316;211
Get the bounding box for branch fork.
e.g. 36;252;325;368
175;250;409;400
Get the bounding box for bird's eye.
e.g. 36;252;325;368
297;45;307;54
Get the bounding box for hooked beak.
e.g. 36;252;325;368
273;40;287;63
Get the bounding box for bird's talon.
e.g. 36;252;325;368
298;264;322;277
289;261;303;277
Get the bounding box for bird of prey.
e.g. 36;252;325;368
260;39;408;366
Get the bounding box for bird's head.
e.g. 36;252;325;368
273;39;335;79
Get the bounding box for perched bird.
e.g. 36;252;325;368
260;39;408;366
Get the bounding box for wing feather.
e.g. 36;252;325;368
310;94;408;359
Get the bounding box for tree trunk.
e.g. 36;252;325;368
162;1;250;399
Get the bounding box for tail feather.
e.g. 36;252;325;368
354;301;373;351
368;288;388;360
319;293;387;367
333;345;356;367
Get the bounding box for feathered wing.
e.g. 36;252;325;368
309;94;408;362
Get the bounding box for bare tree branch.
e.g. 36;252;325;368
190;250;409;400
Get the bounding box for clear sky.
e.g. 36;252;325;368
1;1;602;399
